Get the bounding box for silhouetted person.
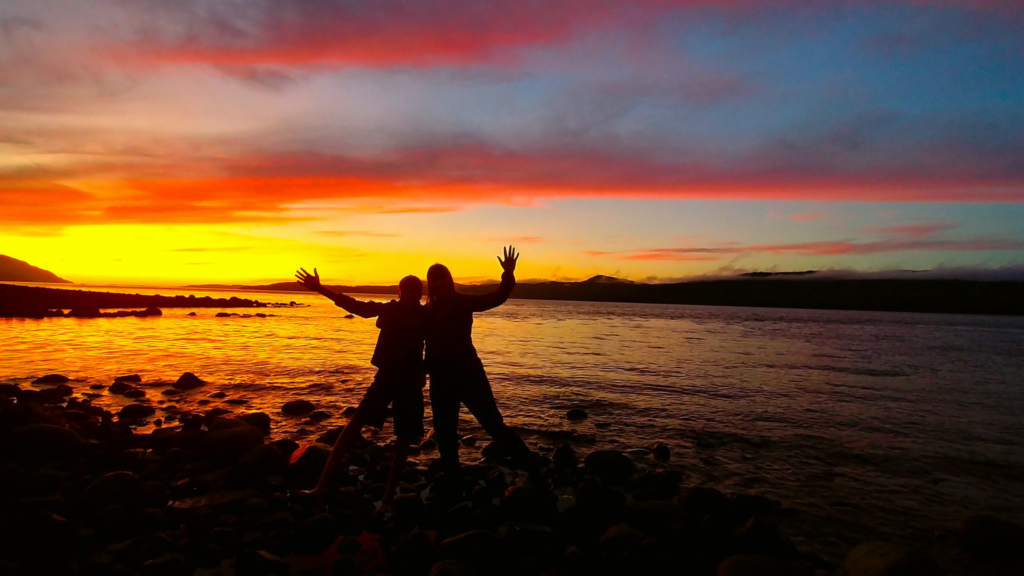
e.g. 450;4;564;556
426;245;539;476
295;267;426;509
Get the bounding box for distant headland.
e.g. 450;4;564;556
0;255;70;284
188;273;1024;316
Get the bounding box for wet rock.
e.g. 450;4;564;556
566;408;588;420
160;389;181;396
718;554;814;576
240;444;287;476
343;314;355;319
440;530;501;565
208;423;264;457
140;553;187;576
204;408;233;426
269;438;300;457
460;435;477;447
38;385;73;404
240;411;272;434
632;470;683;501
288;442;332;485
309;410;332;421
392;493;425;520
503;485;556;523
0;382;20;398
429;559;477;576
225;398;249;405
553;443;577;468
294;513;340;556
234;549;290;575
651;442;670;461
341;406;357;416
600;523;645;554
584;449;635;484
681;486;733;519
143;307;162;316
124;388;146;399
187;312;197;316
10;423;86;460
958;514;1024;566
841;543;941;576
208;391;227;398
114;374;141;383
32;374;70;385
282;399;315;415
109;381;135;395
173;372;206;390
89;384;106;390
419;438;438;451
119;404;156;420
85;471;141;504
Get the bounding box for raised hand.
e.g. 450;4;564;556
295;267;322;291
497;245;519;274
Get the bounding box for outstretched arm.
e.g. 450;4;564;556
295;267;385;318
464;245;518;313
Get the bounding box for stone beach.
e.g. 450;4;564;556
1;374;1022;576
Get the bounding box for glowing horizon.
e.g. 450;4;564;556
2;1;1023;284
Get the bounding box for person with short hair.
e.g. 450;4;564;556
295;268;426;508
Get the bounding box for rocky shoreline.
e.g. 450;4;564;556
1;375;1021;576
0;284;274;319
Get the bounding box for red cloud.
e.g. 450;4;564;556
2;140;1023;228
863;222;958;237
114;1;726;68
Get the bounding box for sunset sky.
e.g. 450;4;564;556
2;1;1023;285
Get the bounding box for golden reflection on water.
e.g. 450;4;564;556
3;286;1024;560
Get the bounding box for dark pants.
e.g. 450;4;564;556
429;360;534;470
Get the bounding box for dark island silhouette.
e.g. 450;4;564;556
188;274;1024;316
0;284;268;319
0;255;71;284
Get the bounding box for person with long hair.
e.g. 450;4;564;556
294;268;426;509
425;245;538;476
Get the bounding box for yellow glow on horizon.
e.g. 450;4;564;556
1;223;614;286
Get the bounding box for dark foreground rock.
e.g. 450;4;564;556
0;383;989;576
172;372;206;390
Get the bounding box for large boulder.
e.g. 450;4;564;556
293;513;340;556
553;443;577;468
681;486;733;519
119;404;156;420
240;411;272;434
959;514;1024;566
718;554;814;576
84;471;142;504
240;444;287;476
173;372;206;390
109;381;136;395
288;442;332;485
842;542;942;576
32;374;70;385
207;423;264;457
584;450;635;484
282;399;315;416
9;424;86;460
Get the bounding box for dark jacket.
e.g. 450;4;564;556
332;294;425;370
425;271;515;370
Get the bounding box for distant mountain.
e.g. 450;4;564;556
0;255;71;283
183;274;1024;315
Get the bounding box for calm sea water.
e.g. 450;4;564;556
3;285;1024;563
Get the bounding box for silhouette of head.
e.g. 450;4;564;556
398;275;423;303
427;263;455;303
